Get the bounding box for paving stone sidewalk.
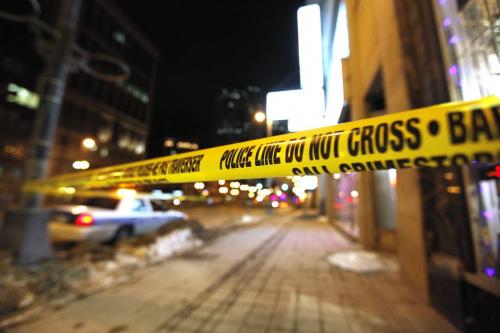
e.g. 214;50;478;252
7;215;457;333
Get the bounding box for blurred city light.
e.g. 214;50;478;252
164;139;175;148
218;180;225;185
194;182;205;190
281;183;289;191
172;190;183;196
116;188;137;198
173;198;181;206
57;186;76;195
254;110;266;123
292;175;318;190
230;189;240;196
257;188;272;197
82;137;97;150
219;186;229;194
72;160;90;170
70;205;88;215
6;83;40;109
176;141;199;150
444;172;454;180
271;201;279;208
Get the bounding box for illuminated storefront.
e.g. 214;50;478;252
434;0;500;281
322;0;499;329
332;172;360;238
430;1;500;330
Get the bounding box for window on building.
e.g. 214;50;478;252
436;0;500;280
365;70;386;114
333;173;359;238
113;31;126;45
436;0;500;99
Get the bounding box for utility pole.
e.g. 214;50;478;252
0;0;82;264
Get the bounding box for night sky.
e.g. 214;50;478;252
112;1;304;156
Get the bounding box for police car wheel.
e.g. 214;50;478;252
111;226;133;244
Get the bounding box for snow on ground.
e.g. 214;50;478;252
327;250;399;273
0;223;205;328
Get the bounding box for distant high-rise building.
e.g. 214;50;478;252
0;0;159;205
214;85;266;146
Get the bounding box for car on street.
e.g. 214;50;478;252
48;195;188;243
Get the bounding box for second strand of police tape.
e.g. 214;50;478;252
26;96;500;193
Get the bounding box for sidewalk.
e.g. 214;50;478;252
182;205;269;229
7;215;457;333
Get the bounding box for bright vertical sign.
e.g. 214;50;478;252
324;1;349;125
266;89;324;122
297;4;324;89
265;4;326;132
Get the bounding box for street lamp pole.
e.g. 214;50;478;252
0;0;82;264
265;115;273;214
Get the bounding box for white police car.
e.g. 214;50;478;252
49;195;188;243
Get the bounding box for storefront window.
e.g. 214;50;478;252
435;0;500;279
333;173;359;238
476;169;500;278
436;0;500;99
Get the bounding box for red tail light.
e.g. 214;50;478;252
75;213;95;227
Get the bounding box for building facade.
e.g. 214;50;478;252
320;0;499;331
0;0;159;206
214;85;268;146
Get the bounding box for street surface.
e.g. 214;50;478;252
8;210;457;333
182;205;268;229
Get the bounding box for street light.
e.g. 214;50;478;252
72;160;90;170
254;110;266;123
194;182;205;190
82;137;96;150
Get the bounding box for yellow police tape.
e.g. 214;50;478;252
25;96;500;194
39;187;206;202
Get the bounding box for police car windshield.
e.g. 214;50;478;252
81;198;120;209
